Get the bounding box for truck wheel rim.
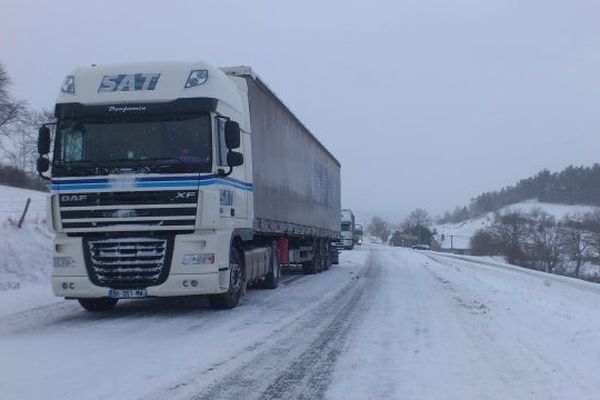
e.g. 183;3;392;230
230;262;242;292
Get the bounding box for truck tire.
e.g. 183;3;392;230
78;298;118;312
302;239;320;275
331;250;339;265
302;260;317;275
209;246;244;309
323;241;331;271
262;242;280;289
316;239;326;273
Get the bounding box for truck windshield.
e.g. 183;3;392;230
53;113;212;176
341;223;351;231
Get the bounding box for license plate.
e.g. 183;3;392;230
108;289;147;299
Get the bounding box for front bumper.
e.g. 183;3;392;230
52;230;233;298
52;272;223;298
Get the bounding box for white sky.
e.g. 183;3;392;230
2;0;600;222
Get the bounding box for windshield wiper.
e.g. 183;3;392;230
55;160;107;174
99;159;151;173
139;157;194;173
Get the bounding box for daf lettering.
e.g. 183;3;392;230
61;194;87;202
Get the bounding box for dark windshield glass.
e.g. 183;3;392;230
53;114;211;176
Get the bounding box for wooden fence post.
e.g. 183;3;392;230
17;198;31;228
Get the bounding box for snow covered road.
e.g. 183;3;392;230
2;245;600;400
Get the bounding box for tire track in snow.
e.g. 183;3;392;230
187;253;378;400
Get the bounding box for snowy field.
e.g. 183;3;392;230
1;241;600;399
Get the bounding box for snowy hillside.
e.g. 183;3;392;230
436;200;600;250
0;185;54;316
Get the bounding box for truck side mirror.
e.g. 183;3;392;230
225;120;241;149
227;151;244;167
38;126;51;155
37;157;50;173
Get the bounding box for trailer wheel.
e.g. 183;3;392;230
302;239;321;275
209;246;243;309
262;242;280;289
331;250;340;265
323;241;331;271
77;298;118;312
316;239;325;273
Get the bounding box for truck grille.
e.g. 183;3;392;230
59;190;198;232
83;235;173;289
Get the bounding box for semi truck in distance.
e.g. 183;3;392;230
36;61;341;311
340;209;355;250
354;224;363;245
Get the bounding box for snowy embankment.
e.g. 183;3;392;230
0;185;54;317
436;200;600;250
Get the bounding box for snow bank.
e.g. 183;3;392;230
0;185;54;316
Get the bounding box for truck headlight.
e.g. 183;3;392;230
185;70;208;88
54;256;75;268
182;253;215;265
61;75;75;94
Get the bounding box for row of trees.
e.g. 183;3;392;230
471;210;600;279
438;165;600;224
368;208;435;246
0;61;50;190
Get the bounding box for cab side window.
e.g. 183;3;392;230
216;118;228;167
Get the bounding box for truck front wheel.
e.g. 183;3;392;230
209;247;244;309
77;298;118;312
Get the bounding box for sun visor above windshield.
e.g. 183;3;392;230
55;97;218;119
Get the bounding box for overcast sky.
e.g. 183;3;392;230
2;0;600;222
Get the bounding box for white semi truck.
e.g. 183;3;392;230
354;224;363;245
340;209;355;250
36;61;341;311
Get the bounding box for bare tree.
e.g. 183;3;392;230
586;211;600;258
403;208;432;229
368;216;391;243
470;229;501;256
0;62;27;135
525;211;564;273
491;211;528;265
0;62;53;173
3;109;53;172
562;214;592;277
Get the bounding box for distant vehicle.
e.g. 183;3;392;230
37;61;341;311
354;224;363;245
339;209;355;250
411;244;431;250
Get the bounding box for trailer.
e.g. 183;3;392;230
37;61;341;311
